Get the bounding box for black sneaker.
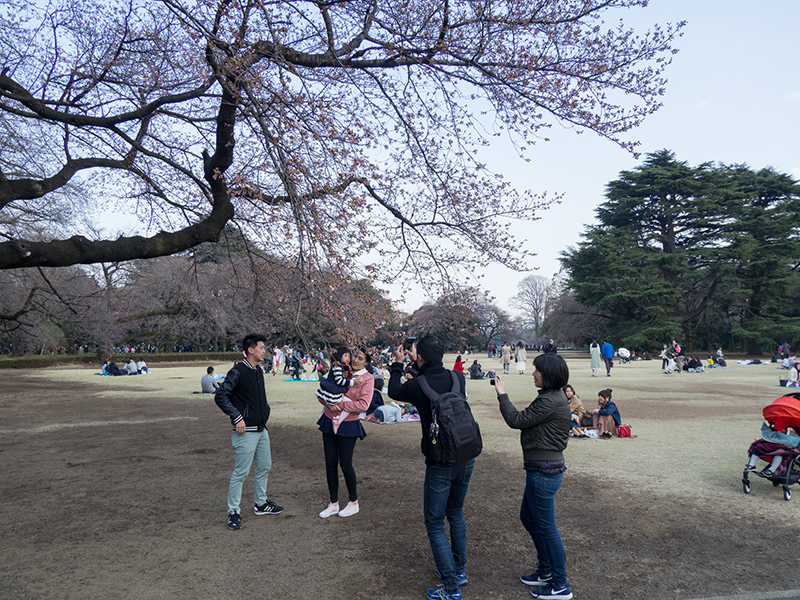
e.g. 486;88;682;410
530;584;573;599
254;500;284;515
521;572;552;587
227;512;241;530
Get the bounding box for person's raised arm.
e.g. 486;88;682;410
494;375;554;430
388;344;414;404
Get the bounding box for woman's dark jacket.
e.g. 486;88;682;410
497;387;571;464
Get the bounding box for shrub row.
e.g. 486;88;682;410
0;352;242;369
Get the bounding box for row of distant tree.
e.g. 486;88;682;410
3;150;797;357
0;233;541;357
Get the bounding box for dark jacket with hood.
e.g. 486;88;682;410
497;387;571;466
388;358;466;466
215;360;271;431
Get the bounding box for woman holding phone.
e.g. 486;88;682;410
493;353;573;600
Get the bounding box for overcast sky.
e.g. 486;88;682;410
392;0;800;314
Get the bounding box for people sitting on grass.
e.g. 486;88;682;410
366;378;385;416
107;360;122;376
685;357;705;372
453;355;465;375
787;363;800;388
469;359;485;380
563;384;586;438
366;401;409;423
592;389;621;438
124;358;139;375
137;359;149;374
202;366;220;393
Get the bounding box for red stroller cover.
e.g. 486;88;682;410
763;394;800;432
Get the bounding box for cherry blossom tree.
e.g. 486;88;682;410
0;0;683;303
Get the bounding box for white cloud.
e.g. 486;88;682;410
785;91;800;101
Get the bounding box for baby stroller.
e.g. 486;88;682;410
742;392;800;501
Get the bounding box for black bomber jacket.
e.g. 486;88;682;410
214;361;270;431
497;387;571;463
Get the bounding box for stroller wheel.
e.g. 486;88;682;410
742;479;751;494
783;486;792;501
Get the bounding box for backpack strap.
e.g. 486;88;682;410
416;372;460;400
415;374;439;401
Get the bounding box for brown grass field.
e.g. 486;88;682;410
2;356;800;599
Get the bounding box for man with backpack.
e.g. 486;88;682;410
389;335;482;600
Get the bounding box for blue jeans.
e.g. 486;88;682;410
227;429;272;514
424;459;475;592
520;470;568;588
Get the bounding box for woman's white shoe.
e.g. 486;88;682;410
319;502;339;518
338;501;359;517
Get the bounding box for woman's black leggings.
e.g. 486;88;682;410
322;433;358;503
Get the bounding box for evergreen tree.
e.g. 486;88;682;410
722;166;800;353
561;150;800;352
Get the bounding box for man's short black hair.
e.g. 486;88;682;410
242;333;267;354
207;366;214;374
532;353;570;390
416;335;444;364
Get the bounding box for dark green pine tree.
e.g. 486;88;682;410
561;150;734;349
721;165;800;354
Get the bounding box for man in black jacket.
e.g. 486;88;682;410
388;336;473;600
215;333;283;530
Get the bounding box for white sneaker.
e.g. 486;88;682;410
319;502;339;518
338;501;359;517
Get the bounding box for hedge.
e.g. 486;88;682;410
0;352;243;369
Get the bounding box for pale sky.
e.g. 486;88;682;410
393;0;800;315
91;1;799;318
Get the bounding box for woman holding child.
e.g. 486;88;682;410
316;347;374;518
494;353;573;600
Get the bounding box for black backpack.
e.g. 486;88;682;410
416;372;482;466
